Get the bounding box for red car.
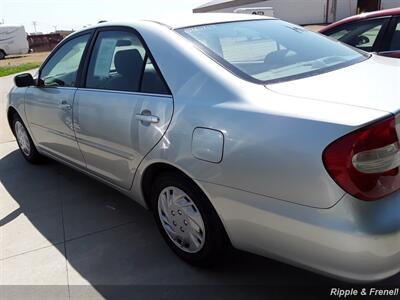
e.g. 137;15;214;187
320;8;400;58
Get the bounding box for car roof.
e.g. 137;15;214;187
147;12;274;29
66;13;275;40
76;13;274;34
320;7;400;33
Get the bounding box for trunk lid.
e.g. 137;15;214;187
266;55;400;114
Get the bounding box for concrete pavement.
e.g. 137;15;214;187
0;71;398;299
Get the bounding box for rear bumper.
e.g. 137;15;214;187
198;180;400;282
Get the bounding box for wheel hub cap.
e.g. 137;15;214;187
15;121;31;156
158;186;205;253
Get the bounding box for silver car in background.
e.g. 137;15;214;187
7;13;400;282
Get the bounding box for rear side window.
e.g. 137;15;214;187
40;34;90;87
141;56;169;94
325;18;390;52
86;30;169;94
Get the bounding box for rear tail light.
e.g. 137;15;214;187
323;115;400;201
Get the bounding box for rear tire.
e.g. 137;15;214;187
0;50;5;60
151;172;228;266
12;114;42;163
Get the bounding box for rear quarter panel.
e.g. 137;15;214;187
131;21;389;209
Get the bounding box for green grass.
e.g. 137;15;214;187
0;63;40;77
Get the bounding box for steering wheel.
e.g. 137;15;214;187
45;78;65;86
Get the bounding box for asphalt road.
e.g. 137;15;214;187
0;71;398;300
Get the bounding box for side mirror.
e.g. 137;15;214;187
14;73;35;87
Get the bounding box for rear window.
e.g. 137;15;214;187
177;20;368;84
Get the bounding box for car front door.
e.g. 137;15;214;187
24;32;92;166
74;28;173;189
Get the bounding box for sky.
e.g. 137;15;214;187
0;0;206;33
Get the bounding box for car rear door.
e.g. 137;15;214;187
24;31;92;166
73;27;173;189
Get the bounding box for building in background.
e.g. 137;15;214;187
54;30;74;38
27;33;63;52
27;30;72;52
193;0;400;24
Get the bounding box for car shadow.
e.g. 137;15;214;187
0;148;398;299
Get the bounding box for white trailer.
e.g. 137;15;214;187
233;7;274;17
194;0;329;24
194;0;400;25
0;25;29;59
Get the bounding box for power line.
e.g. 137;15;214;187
32;21;37;33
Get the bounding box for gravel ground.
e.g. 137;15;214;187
0;51;49;68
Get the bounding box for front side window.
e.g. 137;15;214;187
178;20;367;84
325;18;390;52
40;34;90;87
86;30;169;94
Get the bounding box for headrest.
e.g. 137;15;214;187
114;49;143;77
264;49;288;65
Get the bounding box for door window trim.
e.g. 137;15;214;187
77;87;173;98
37;29;95;88
80;26;172;96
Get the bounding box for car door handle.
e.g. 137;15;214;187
135;114;160;124
59;100;72;111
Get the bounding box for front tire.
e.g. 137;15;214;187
151;172;228;266
12;114;42;163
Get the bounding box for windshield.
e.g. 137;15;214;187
177;20;368;84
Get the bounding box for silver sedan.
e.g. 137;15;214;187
6;13;400;282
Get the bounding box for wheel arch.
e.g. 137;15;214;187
7;106;19;133
140;161;232;245
141;162;194;210
7;105;38;148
